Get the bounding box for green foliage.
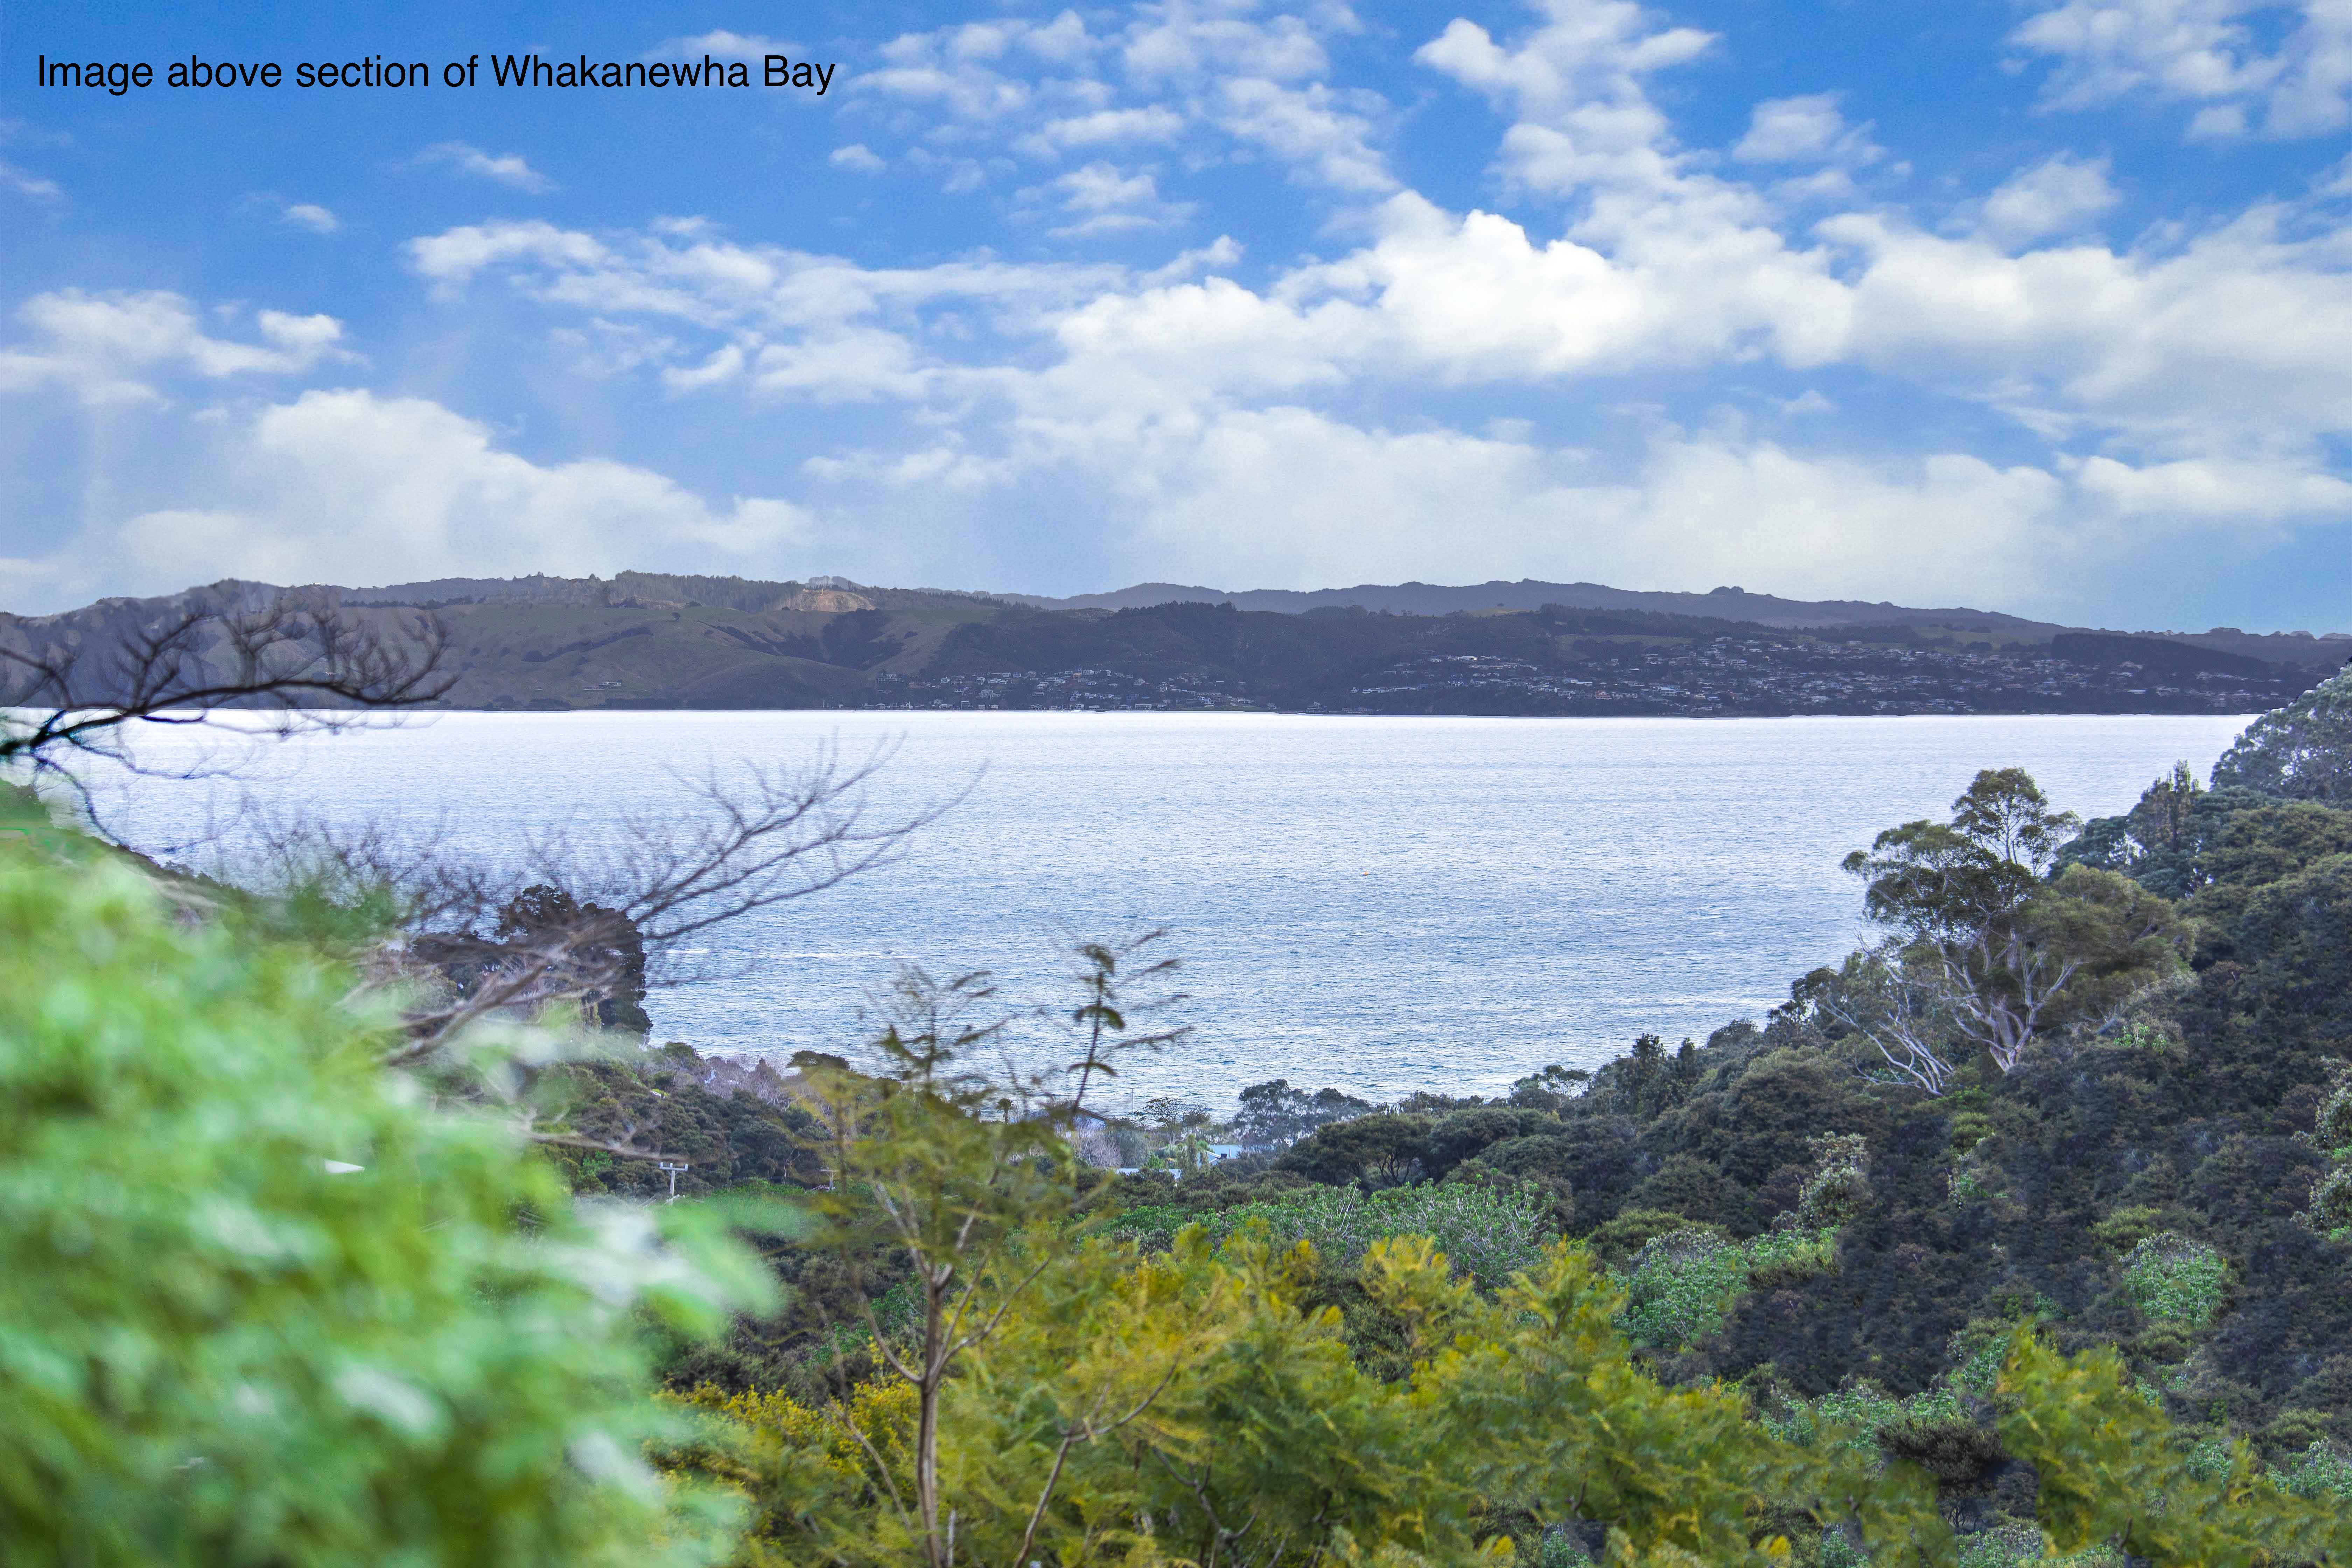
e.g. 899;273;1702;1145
2212;667;2352;803
2276;1438;2352;1500
1618;1226;1838;1350
1843;769;2076;946
2118;1233;2230;1326
1276;1111;1436;1185
1950;1527;2122;1568
0;843;776;1567
1796;1133;1872;1229
1996;1328;2352;1565
694;1222;1946;1566
1120;1180;1551;1287
1233;1077;1376;1147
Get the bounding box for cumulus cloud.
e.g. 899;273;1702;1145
830;143;887;172
1733;93;1881;166
650;30;797;61
1069;403;2087;607
856;4;1392;194
2011;0;2352;138
0;290;343;405
405;218;1133;399
417;141;555;192
1039;162;1195;235
1014;105;1185;156
1977;153;2120;246
112;389;812;590
402;148;2352;477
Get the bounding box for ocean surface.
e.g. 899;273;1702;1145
81;711;2253;1111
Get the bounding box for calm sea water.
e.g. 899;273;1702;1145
82;712;2252;1109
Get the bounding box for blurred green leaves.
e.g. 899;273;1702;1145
0;841;780;1566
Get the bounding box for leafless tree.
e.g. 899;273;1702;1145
0;593;454;832
5;592;960;1166
359;740;962;1069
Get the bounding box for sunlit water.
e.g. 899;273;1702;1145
75;711;2252;1110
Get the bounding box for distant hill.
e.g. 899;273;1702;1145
994;578;2060;632
3;572;2344;718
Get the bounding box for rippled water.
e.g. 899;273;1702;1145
82;711;2252;1109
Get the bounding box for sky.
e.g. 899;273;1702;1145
4;0;2352;630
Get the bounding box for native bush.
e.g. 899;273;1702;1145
1620;1230;1749;1350
1121;1179;1550;1286
1619;1225;1840;1350
2119;1232;2230;1326
2277;1438;2352;1500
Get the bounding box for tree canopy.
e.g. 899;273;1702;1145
2212;667;2352;803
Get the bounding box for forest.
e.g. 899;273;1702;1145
4;621;2352;1567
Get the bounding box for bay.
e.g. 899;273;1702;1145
82;710;2253;1109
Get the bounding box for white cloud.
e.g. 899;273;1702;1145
1;158;61;200
0;290;343;405
417;141;555;193
1211;76;1394;192
2070;453;2352;518
1037;162;1196;235
1733;93;1881;166
1014;105;1185;156
279;201;340;234
112;389;812;590
402;153;2352;483
1822;209;2352;450
830;143;887;172
2011;0;2352;138
857;4;1391;195
863;16;1094;120
1978;153;2120;246
1066;402;2085;606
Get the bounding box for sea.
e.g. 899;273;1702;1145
77;710;2254;1111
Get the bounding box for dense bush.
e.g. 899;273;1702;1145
0;841;775;1566
1121;1179;1551;1286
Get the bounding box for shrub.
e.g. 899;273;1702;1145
2278;1439;2352;1501
0;843;774;1567
1619;1226;1840;1350
2120;1232;2230;1326
1618;1229;1753;1349
1796;1133;1872;1229
1121;1181;1550;1286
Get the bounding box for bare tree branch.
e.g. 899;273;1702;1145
1;592;454;840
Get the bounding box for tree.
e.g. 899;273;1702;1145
1843;771;2186;1079
1275;1112;1432;1187
0;591;453;825
1843;768;2077;947
0;834;778;1566
687;1227;1955;1567
790;938;1195;1568
2212;666;2352;803
1507;1063;1591;1113
1996;1328;2352;1565
1232;1079;1373;1149
1821;946;1963;1097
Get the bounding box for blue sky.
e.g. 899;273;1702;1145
5;0;2352;629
